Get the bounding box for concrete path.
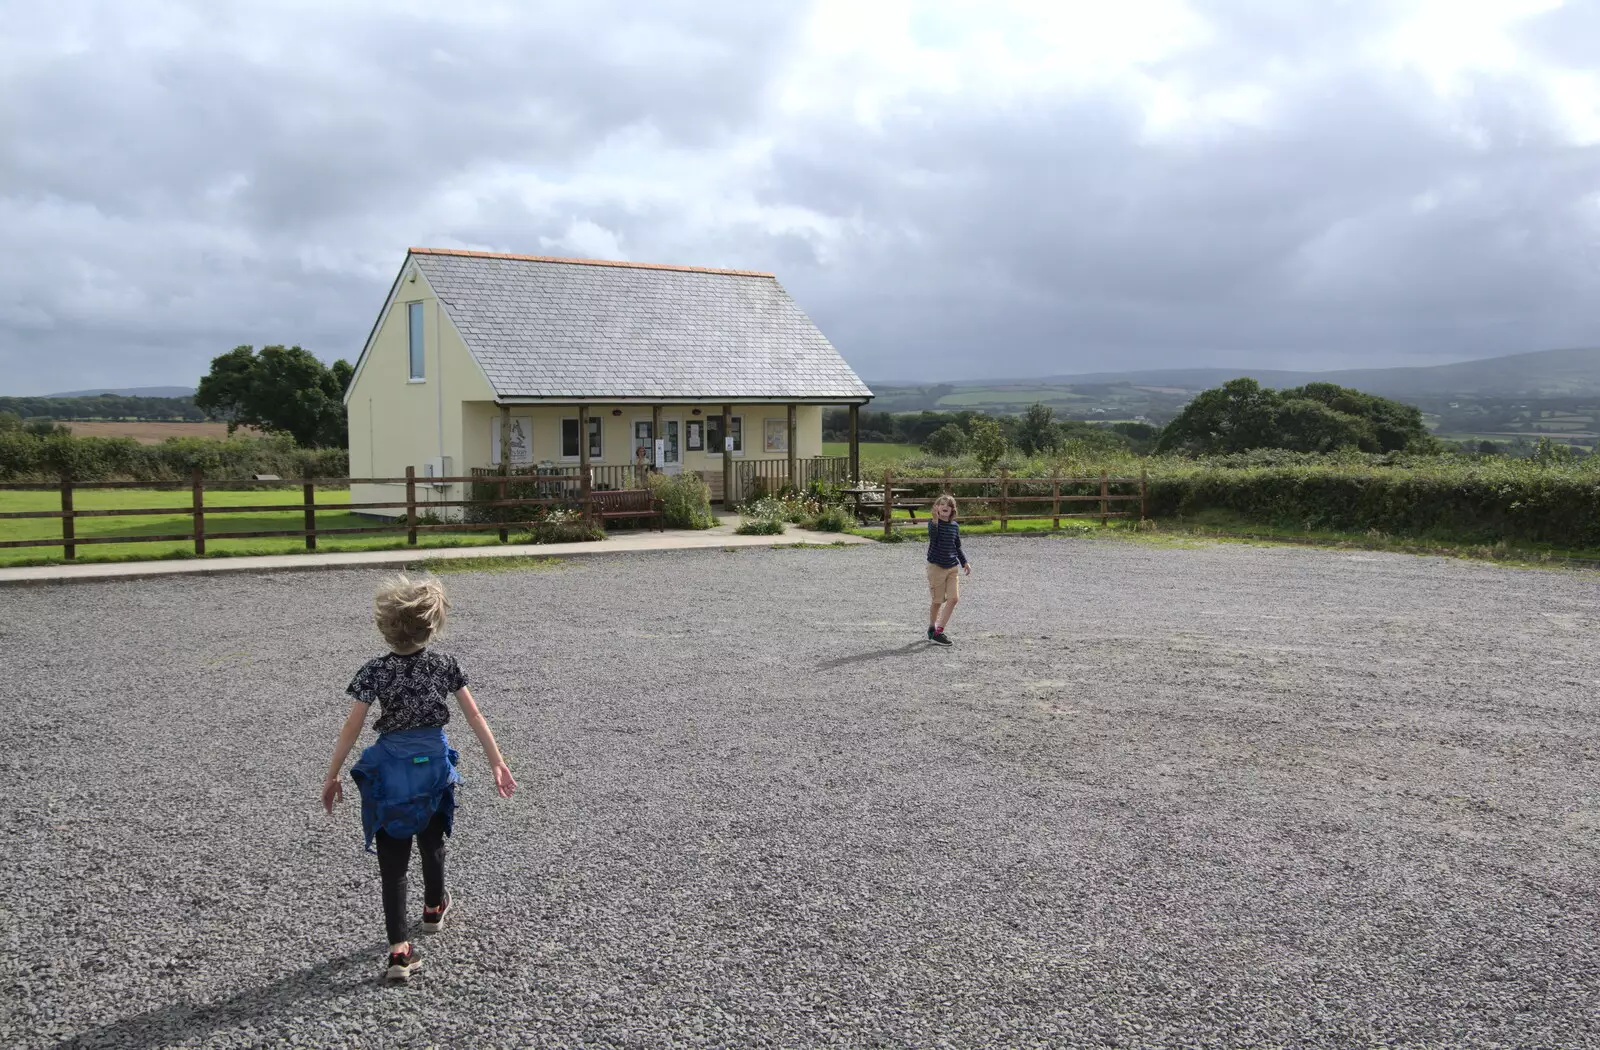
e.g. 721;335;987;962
0;515;870;585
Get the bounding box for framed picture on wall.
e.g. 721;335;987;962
764;418;787;453
686;420;703;451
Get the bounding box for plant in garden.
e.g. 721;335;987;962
803;504;852;532
523;508;604;544
735;517;786;535
647;471;717;529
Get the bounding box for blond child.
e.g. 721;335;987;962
926;494;972;646
321;574;517;983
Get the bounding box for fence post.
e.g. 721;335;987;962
406;466;417;545
191;468;206;555
581;465;594;524
882;469;893;538
1099;470;1109;527
304;481;317;551
943;466;952;496
1140;467;1148;523
59;474;75;561
999;468;1009;532
497;474;509;544
1051;471;1061;530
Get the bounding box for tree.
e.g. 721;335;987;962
1155;377;1281;454
1155;377;1430;456
1273;398;1373;453
968;416;1007;471
1013;402;1061;455
922;423;968;457
195;344;353;448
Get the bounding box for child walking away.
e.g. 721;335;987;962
321;574;517;983
926;494;972;646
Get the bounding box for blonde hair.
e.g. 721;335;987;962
933;494;958;519
373;574;449;653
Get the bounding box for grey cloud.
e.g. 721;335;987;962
1;0;1596;393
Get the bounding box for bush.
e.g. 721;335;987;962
803;504;852;532
522;508;604;544
922;423;969;457
647;471;716;529
735;518;786;536
0;430;347;483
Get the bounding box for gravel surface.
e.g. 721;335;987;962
3;537;1598;1049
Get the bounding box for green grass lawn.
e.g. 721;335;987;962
0;487;512;566
822;442;922;468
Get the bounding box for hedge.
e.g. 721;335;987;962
875;447;1600;550
0;432;347;483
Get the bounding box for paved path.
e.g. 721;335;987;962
0;515;868;585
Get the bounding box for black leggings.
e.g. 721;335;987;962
375;811;448;945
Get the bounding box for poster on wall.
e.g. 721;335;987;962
686;421;703;451
764;418;787;454
490;417;533;465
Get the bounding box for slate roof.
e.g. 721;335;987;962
407;248;873;402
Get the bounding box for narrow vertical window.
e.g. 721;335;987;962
407;302;425;380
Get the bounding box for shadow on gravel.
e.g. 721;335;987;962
816;642;928;669
46;941;389;1050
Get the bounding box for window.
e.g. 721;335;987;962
705;414;742;454
407;302;425;380
561;416;603;459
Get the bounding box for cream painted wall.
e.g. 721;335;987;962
459;403;824;472
347;268;495;517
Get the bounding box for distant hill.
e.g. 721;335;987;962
42;385;195;398
1034;347;1600;399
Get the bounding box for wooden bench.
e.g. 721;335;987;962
589;489;665;531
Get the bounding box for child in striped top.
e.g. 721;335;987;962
925;494;971;646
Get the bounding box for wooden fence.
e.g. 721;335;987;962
0;466;611;560
872;468;1147;536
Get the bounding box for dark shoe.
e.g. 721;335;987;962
422;890;452;934
384;945;422;983
930;631;953;647
927;626;937;641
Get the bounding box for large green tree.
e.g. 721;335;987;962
1155;377;1430;455
195;344;354;448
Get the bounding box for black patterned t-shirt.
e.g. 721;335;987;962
346;649;468;735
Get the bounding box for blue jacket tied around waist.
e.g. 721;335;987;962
349;727;460;852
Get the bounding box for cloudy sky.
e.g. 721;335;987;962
3;0;1598;394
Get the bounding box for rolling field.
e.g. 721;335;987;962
822;441;921;467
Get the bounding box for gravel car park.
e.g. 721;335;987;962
4;538;1597;1049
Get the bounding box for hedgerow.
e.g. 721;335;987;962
0;431;347;483
870;445;1600;550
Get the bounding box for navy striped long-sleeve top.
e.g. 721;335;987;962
926;519;967;568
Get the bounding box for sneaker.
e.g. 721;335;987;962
930;631;953;647
927;626;937;641
422;890;452;934
384;944;422;983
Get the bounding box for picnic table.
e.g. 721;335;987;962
840;486;919;525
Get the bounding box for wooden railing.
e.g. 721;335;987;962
731;456;850;502
473;455;851;504
0;466;637;560
871;469;1148;536
470;463;644;491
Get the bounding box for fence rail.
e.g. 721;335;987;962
871;468;1148;535
0;467;647;559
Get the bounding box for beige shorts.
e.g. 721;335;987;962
927;562;960;603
